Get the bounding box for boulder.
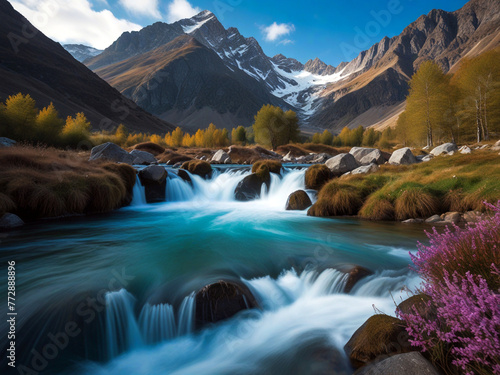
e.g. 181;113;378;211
234;172;270;201
325;153;359;176
425;215;442;223
359;149;386;165
181;160;212;179
0;213;24;229
286;190;312;210
296;154;316;164
177;169;192;184
431;143;458;156
420;154;434;163
349;163;379;175
402;219;424;224
130;149;157;165
397;294;435;321
463;211;483;223
138;166;168;203
344;314;413;369
442;212;462;224
195;280;258;329
388;148;417;165
89;142;134;164
350;147;378;164
211;149;232;164
459;145;471;154
0;137;16;147
252;160;282;175
354;352;440;375
305;164;332;190
492;140;500;151
344;266;373;293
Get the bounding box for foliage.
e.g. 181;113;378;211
253;105;300;149
231;125;247;144
400;202;500;375
61;112;92;148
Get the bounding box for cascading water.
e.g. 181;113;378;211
177;292;196;336
139;303;177;344
130;176;147;206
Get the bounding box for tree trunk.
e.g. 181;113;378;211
475;99;482;143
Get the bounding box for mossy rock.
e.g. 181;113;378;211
252;160;282;175
181;160;212;179
344;314;413;369
195;280;258;329
286;190;312;210
397;294;435;321
305;164;332;190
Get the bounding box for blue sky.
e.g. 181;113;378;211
12;0;469;66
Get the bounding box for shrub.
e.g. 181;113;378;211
400;202;500;375
394;188;440;220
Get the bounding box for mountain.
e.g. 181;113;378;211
0;0;174;134
86;0;500;132
95;35;288;130
63;44;103;62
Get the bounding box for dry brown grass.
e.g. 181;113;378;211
359;195;395;221
308;181;363;217
131;142;166;156
252;160;283;175
180;160;212;178
394;189;441;221
276;143;348;157
305;164;333;190
157;150;193;164
0;146;136;220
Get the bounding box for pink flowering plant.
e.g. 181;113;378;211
399;202;500;375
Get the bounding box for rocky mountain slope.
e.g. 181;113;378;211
0;0;174;134
63;44;103;62
87;0;500;132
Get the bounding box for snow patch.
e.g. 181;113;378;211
182;16;214;34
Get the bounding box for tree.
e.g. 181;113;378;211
34;103;64;145
405;61;450;147
319;129;333;145
61;112;91;147
231;126;246;144
253;105;300;149
362;128;380;147
453;50;500;142
3;93;38;140
396;111;409;146
114;124;129;145
171;127;184;147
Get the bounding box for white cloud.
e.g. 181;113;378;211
10;0;142;50
119;0;161;19
278;39;294;45
166;0;201;23
262;22;295;42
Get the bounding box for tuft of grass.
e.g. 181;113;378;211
252;160;282;175
394;188;440;221
131;142;165;156
359;194;395;221
0;146;135;219
305;164;332;190
181;160;212;178
308;181;363;217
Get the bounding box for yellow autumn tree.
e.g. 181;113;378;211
61;112;91;147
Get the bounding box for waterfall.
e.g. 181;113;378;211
139;303;177;344
177;292;196;336
131;176;147;206
166;173;195;202
105;289;143;359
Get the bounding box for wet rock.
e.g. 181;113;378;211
89;142;134;164
195;280;258;329
344;315;413;369
402;218;424;224
211;149;232;164
0;213;24;229
138;165;168;203
344;266;373;293
325;153;359;176
286;190;312;211
305;164;332;190
177;169;192;184
234;172;270;201
430;143;458;156
181;160;212;178
354;352;440;375
388;148;417;165
0;137;16;147
130;149;157;165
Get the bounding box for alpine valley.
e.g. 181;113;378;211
70;0;500;132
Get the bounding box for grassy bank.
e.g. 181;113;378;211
0;146;136;221
309;151;500;220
